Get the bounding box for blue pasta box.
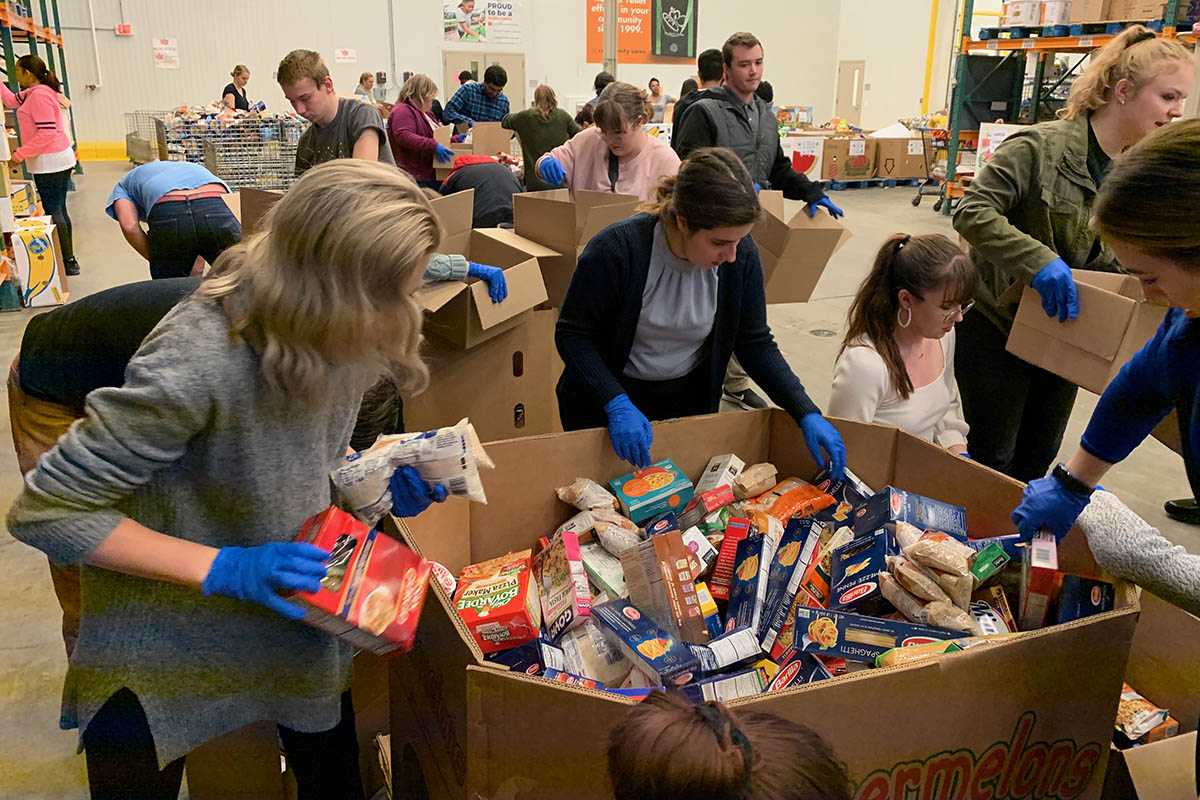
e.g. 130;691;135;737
678;668;764;703
724;533;766;634
829;527;899;616
484;637;565;676
644;512;680;537
759;517;824;648
812;466;874;527
793;605;968;663
608;459;696;525
1055;574;1114;624
541;668;606;691
591;598;699;687
764;645;833;691
852;487;968;540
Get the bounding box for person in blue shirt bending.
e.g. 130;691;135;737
443;65;510;126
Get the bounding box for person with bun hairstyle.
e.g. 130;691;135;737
953;26;1192;484
536;81;680;202
2;54;78;275
502;84;581;190
608;692;852;800
555;148;846;477
830;234;977;454
222;65;250;111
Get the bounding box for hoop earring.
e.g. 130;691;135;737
898;307;912;328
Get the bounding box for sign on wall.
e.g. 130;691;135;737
444;0;522;44
586;0;697;64
335;48;357;63
152;37;179;70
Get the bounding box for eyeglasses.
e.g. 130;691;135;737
939;300;975;322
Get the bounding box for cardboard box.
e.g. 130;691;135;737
430;189;474;255
871;137;929;180
1007;269;1167;395
512;188;640;256
822;136;876;182
1071;0;1111;20
237;187;283;236
752;190;852;304
532;530;591;641
976;122;1027;174
1107;0;1166;18
432;122;512;180
11;217;68;308
781;135;824;181
1042;0;1074;24
1002;0;1044;25
453;549;542;654
387;410;1138;800
10;180;34;216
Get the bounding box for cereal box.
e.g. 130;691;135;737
793;606;968;663
608;459;695;524
725;534;766;634
591;599;700;687
541;668;606;691
679;668;764;703
454;549;542;654
293;507;433;657
709;517;753;602
485;638;565;676
620;530;709;643
765;646;833;691
853;487;968;539
695;454;745;495
760;518;825;650
533;530;592;641
829;527;900;616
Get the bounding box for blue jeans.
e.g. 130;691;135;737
146;196;241;280
32;168;74;261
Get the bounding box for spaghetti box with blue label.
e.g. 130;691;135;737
812;466;874;527
852;487;968;540
484;637;565;676
829;527;899;616
765;646;833;691
1055;574;1114;624
725;533;766;633
644;512;680;537
793;605;967;663
591;598;699;686
608;460;695;525
759;517;823;645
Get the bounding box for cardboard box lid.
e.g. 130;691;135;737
1126;591;1200;732
239;188;284;236
472;227;562;260
1013;269;1153;362
415;257;546;330
429;188;474;239
1117;732;1198;800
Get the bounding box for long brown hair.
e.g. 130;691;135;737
1062;25;1192;120
607;692;852;800
841;234;976;399
1094;118;1200;269
533;84;557;119
16;55;60;93
641;147;760;230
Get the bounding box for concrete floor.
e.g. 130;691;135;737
0;162;1195;800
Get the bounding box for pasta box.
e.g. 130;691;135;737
760;517;825;651
608;459;695;525
765;646;833;691
484;638;565;676
591;598;699;687
829;527;900;616
853;487;968;539
679;668;764;704
709;516;753;602
812;466;874;527
793;606;968;664
724;533;766;634
454;549;542;654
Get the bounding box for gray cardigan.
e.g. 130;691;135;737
7;297;363;766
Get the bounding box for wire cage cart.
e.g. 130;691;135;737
124;110;169;164
202;117;309;190
910;128;977;212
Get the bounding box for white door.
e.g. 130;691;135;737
441;51;526;111
836;60;866;127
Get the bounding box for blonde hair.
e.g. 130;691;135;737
276;49;328;87
1062;26;1192;119
533;84;557;119
198;160;439;404
231;64;249;79
359;71;373;85
398;74;438;105
594;82;653;133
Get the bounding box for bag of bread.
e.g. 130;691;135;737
879;572;928;625
936;571;973;611
890;555;952;605
896;523;973;577
593;509;643;556
733;463;778;500
924;601;981;635
557;478;619;512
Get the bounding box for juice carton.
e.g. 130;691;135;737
853;487;968;539
710;517;753;601
591;598;700;687
608;459;695;524
454;549;542;654
533;530;592;641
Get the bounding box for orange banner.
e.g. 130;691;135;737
586;0;694;65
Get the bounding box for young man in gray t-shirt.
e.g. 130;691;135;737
277;49;396;176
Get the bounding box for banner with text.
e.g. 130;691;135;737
586;0;697;64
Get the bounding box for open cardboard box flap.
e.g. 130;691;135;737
753;190;852;304
429;189;474;245
513;189;639;255
239;188;284;236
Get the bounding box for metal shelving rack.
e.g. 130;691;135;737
941;0;1185;214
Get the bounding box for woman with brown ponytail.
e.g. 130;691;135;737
502;84;581;190
830;234;978;455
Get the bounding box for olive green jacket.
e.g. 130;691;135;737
953;114;1120;334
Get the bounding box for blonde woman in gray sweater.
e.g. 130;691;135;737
7;160;446;799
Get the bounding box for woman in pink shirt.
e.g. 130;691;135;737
2;55;77;275
536;82;679;202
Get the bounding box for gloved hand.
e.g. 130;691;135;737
468;262;508;303
539;156;566;187
807;197;844;219
1011;474;1092;542
434;143;455;163
605;394;653;468
753;182;761;195
201;541;331;620
800;413;846;481
389;465;448;518
958;452;972;459
1031;258;1079;323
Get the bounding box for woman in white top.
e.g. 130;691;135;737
829;233;978;454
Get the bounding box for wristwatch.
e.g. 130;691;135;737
1052;463;1095;497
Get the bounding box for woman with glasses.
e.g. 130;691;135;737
535;81;679;202
829;234;978;455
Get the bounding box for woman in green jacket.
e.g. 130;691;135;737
502;84;581;191
953;25;1192;483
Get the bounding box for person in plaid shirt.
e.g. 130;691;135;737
443;64;510;125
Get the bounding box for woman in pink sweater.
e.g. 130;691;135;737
2;55;77;274
536;82;679;202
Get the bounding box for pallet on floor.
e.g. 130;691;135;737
825;177;923;190
977;17;1164;40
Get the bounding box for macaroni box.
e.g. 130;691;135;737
608;459;695;525
454;549;542;654
533;530;592;641
620;530;708;644
725;534;766;634
694;453;745;495
766;646;833;691
830;527;900;616
793;606;968;663
710;517;753;602
591;599;699;687
292;507;434;657
689;626;763;676
853;486;968;539
760;517;825;651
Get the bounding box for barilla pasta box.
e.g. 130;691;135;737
533;530;592;641
1019;531;1060;631
541;668;606;691
644;512;680;537
608;459;695;525
454;549;542;654
812;466;874;526
689;625;763;677
829;527;899;616
1055;574;1114;624
293;507;433;657
853;487;968;540
694;453;745;495
679;668;764;704
710;517;753;602
765;646;833;691
485;637;566;676
678;485;736;529
761;518;826;650
964;533;1024;561
724;533;766;634
793;605;968;664
591;599;699;687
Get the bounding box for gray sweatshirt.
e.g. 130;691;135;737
1077;490;1200;618
6;297;363;766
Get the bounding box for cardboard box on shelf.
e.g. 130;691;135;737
432;122;513;180
1002;0;1044;25
1006;269;1167;395
386;409;1137;800
9;180;34;217
781;135;825;181
1107;0;1166;19
752;190;852;304
1041;0;1074;24
1071;0;1111;20
822;136;877;182
10;217;67;307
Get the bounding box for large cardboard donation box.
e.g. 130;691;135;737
433;122;512;180
822;135;877;182
1006;269;1166;394
1100;591;1200;799
236;187;283;236
11;216;68;307
871;136;929;180
387;409;1138;800
513;189;640;307
753;190;852;304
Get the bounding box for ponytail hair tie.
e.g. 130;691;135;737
1128;29;1157;47
695;704;755;800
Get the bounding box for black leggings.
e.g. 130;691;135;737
82;688;364;800
32;168;74;261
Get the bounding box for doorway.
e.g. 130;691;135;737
442;51;526;111
836;60;866;127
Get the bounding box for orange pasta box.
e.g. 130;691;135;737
454;549;543;654
533;530;592;641
293;507;433;657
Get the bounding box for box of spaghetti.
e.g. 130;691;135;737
454;549;542;654
591;598;699;687
792;606;968;663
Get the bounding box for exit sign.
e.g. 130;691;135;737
114;23;132;35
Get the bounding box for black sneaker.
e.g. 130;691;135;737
1164;498;1200;525
722;388;768;411
64;258;80;276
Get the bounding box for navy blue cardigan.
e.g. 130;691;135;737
555;213;821;429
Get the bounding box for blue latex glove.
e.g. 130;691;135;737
958;452;972;459
800;413;846;481
807;197;844;219
605;394;653;468
389;465;448;519
1031;258;1079;323
434;143;455;163
201;542;331;620
1011;474;1092;542
753;182;761;195
468;262;508;303
539;156;566;187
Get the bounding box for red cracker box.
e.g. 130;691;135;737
454;549;543;654
710;517;753;602
293;507;433;657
